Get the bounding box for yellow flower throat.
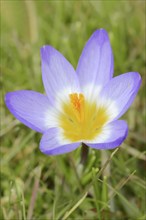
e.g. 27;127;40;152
59;93;108;142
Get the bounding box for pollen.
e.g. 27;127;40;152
59;93;109;142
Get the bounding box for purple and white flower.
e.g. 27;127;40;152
5;29;141;155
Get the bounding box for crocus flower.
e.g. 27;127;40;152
5;29;141;155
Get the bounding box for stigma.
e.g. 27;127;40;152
69;93;84;122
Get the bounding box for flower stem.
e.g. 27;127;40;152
80;143;89;165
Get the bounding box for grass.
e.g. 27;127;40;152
1;1;146;219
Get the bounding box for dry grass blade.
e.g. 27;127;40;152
27;167;42;220
0;119;20;137
129;132;146;143
62;192;88;220
121;143;146;161
99;170;137;212
97;148;119;178
109;170;136;198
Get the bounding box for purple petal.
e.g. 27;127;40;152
100;72;141;120
40;127;80;155
5;90;53;133
86;120;128;150
76;29;114;95
41;46;80;104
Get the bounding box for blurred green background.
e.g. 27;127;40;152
1;1;146;220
